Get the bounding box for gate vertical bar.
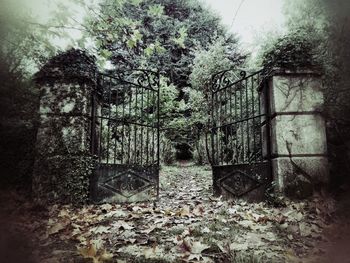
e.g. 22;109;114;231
157;72;160;197
211;88;215;165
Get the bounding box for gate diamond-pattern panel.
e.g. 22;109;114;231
90;69;160;203
101;169;152;198
218;171;259;197
210;69;272;201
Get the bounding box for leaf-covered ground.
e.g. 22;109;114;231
0;162;346;263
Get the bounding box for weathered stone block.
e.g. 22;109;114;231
39;83;92;116
269;74;324;114
35;116;91;156
272;157;329;198
271;114;327;156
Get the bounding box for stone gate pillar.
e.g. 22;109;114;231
32;49;98;204
267;69;329;198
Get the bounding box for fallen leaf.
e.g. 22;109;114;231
143;246;164;259
112;221;134;230
177;206;190;217
263;232;277;242
105;210;127;218
230;242;248;251
99;249;113;261
299;222;312;237
188;254;203;261
78;242;97;259
47;218;70;235
192;205;204;216
91;226;110;234
78;239;112;263
201;227;210;234
191;241;210;254
58;209;70;218
101;204;113;211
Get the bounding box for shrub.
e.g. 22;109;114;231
161;136;176;165
261;28;321;72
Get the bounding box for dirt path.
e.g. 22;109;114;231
158;162;212;209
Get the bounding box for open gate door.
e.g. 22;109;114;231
210;69;272;201
90;69;160;203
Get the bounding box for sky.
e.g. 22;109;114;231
203;0;286;47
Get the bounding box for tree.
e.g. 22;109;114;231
0;0;90;78
84;0;245;160
84;0;242;87
0;0;84;188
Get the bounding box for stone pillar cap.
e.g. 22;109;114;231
268;67;323;76
34;48;98;85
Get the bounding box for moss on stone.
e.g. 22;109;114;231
32;49;99;205
33;154;95;205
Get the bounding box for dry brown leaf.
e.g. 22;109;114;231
176;206;190;217
91;226;110;234
179;238;209;255
140;225;157;234
192;205;204;216
78;242;97;259
99;249;113;261
101;204;113;211
105;210;127;218
58;209;70;218
164;208;173;216
112;221;134;230
78;240;112;263
47;218;70;235
190;241;210;254
299;222;312;237
143;246;163;259
201;227;210;234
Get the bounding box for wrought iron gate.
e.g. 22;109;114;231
90;69;160;203
210;69;271;201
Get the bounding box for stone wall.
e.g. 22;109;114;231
32;49;98;205
268;69;329;198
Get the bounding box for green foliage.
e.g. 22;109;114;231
172;26;188;48
147;4;164;17
161;136;176;165
276;0;350;119
192;135;209;165
278;1;350;114
158;77;181;123
0;0;85;77
188;39;245;162
85;0;241;87
0;0;87;189
190;38;242;92
0;51;39;190
261;28;321;71
189;38;245;126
